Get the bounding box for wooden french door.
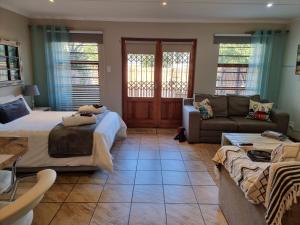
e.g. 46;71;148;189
122;38;196;128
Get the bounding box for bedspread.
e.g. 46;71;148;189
0;111;127;171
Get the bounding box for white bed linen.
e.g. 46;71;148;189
0;111;127;172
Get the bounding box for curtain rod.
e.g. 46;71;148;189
69;30;103;34
214;34;252;37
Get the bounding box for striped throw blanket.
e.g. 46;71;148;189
213;146;270;204
265;161;300;225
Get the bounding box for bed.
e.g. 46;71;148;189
0;109;127;172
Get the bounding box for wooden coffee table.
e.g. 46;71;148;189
221;133;293;152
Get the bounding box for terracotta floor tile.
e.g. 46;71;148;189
162;171;191;185
159;143;181;151
42;184;74;203
166;204;205;225
107;171;136;185
29;133;227;225
194;185;219;204
188;172;215;185
132;185;164;203
200;205;228;225
161;160;186;171
117;151;139;160
66;184;103;202
139;150;161;159
135;171;162;184
137;159;162;170
55;175;79;184
164;185;197;203
99;185;133;203
129;203;166;225
90;203;131;225
32;203;61;225
181;151;203;160
184;160;208;172
50;203;96;225
113;159;137;171
119;143;140;151
78;171;108;184
160;151;182;160
140;144;159;151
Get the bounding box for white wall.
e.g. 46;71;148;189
278;19;300;140
0;7;33;96
29;18;287;115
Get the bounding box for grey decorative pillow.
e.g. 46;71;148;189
0;98;30;124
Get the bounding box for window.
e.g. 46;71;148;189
0;40;22;86
127;53;155;97
215;43;251;95
162;51;190;98
68;42;101;109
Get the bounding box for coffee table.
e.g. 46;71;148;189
221;133;293;152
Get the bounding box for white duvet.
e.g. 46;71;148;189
0;111;127;172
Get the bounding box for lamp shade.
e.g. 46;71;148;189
23;85;40;96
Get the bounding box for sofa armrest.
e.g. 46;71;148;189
183;98;193;106
270;109;290;134
182;105;201;143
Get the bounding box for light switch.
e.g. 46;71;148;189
106;66;111;73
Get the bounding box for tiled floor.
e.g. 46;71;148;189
17;132;229;225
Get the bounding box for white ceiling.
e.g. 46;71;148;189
0;0;300;23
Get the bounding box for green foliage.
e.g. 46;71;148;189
218;43;251;64
68;42;98;61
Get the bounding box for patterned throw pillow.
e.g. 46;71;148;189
193;98;213;120
271;143;300;163
247;99;274;121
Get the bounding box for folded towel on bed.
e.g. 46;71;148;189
78;105;107;114
62;113;96;127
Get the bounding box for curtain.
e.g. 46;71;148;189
246;30;288;105
31;25;72;111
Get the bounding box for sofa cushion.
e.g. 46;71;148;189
228;95;260;116
210;95;228;117
200;117;237;131
230;116;278;133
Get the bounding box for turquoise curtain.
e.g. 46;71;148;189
246;30;288;105
31;25;72;111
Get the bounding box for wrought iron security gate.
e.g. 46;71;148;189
122;38;196;128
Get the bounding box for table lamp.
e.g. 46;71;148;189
23;85;40;109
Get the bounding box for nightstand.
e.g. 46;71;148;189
33;107;51;111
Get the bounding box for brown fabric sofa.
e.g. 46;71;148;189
183;94;290;143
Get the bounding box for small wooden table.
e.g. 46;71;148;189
0;137;28;198
221;133;293;152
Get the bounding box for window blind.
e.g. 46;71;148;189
215;43;252;95
213;34;251;44
68;42;101;110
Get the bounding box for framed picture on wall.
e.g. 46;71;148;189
296;44;300;75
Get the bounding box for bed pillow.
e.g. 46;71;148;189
0;95;32;112
0;98;30;124
247;99;274;121
14;95;32;112
194;98;214;120
271;143;300;163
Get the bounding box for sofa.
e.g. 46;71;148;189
183;94;290;143
219;166;300;225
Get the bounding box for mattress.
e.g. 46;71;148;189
0;111;127;171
